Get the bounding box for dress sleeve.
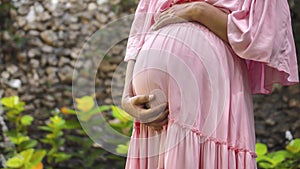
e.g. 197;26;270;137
227;0;299;94
124;0;156;62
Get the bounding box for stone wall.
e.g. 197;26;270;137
0;0;131;118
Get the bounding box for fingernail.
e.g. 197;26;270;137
149;94;154;100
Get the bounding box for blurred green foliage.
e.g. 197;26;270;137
1;95;132;169
256;139;300;169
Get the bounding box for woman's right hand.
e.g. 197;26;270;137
122;60;169;130
121;95;168;124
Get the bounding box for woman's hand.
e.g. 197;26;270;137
152;2;201;30
121;94;168;124
122;60;169;130
152;2;229;42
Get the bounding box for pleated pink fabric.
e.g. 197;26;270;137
124;0;299;169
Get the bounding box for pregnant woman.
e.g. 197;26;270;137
122;0;299;168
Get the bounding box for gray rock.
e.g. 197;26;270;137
46;67;58;75
48;55;58;66
55;48;70;56
3;31;11;41
7;79;22;89
28;48;41;58
288;99;300;108
26;6;36;22
16;17;27;27
97;0;109;5
58;57;71;67
42;100;55;108
42;45;53;53
58;31;65;39
40;30;58;46
100;63;117;72
1;72;10;79
98;4;110;13
70;16;79;23
39;12;51;21
23;22;37;31
28;37;44;47
111;45;123;55
6;65;18;74
28;30;40;36
30;59;40;68
34;2;44;13
70;48;80;59
69;24;80;30
18;6;29;15
52;8;64;17
17;52;27;63
109;56;123;64
70;60;83;68
46;73;59;85
44;95;55;102
57;66;73;83
88;3;97;10
21;94;35;102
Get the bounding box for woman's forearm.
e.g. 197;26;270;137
122;60;136;99
191;2;229;43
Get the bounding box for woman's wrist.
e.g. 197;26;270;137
190;2;206;23
190;2;229;42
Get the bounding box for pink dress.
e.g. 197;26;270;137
124;0;299;168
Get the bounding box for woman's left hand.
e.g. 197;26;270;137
152;2;201;30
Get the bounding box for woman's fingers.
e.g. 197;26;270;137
144;109;169;127
139;103;167;123
131;94;154;106
152;5;188;30
146;109;169;125
152;15;186;30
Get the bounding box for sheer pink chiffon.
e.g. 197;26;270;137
124;0;299;168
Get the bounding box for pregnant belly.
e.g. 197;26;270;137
131;22;230;127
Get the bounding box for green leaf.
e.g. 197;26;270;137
21;115;34;126
1;96;25;113
268;152;285;165
259;161;275;169
111;106;133;123
9;135;30;145
116;141;130;155
30;150;46;166
19;139;38;149
1;96;19;108
56;138;65;147
256;143;268;156
66;135;93;148
286;139;300;154
75;96;95;112
6;155;24;168
40;138;52;144
53;152;72;163
5;130;18;137
98;105;112;112
20;149;34;163
64;120;82;129
39;126;53;132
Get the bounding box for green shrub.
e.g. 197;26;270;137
0;95;135;169
4;149;45;169
256;139;300;169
